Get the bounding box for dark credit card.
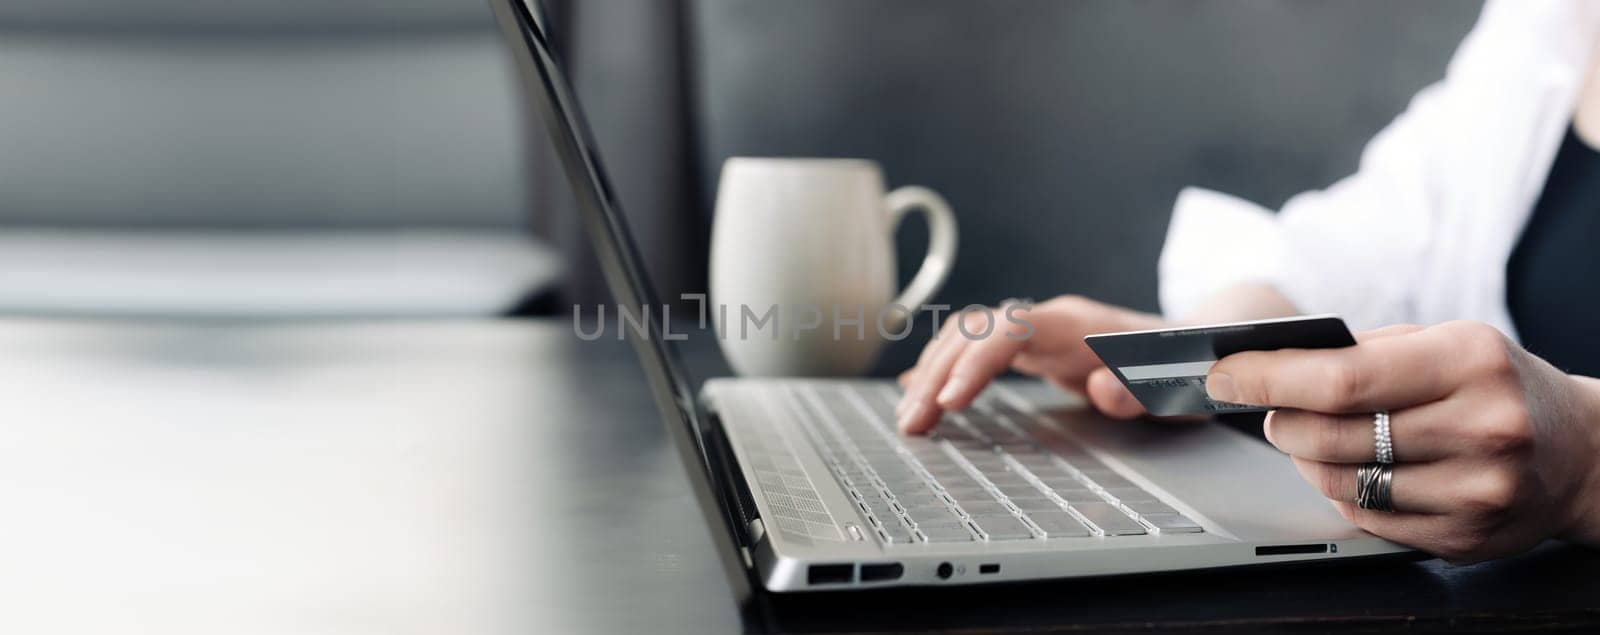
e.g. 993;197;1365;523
1083;315;1356;416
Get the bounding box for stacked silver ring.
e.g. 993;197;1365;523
1355;463;1395;512
1373;410;1394;464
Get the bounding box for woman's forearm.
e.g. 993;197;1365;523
1177;282;1302;325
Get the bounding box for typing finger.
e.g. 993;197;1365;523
897;323;975;433
934;309;1035;411
897;316;967;406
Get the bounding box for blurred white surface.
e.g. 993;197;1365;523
0;230;560;317
0;320;744;634
0;321;590;633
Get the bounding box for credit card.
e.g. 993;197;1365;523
1083;315;1356;416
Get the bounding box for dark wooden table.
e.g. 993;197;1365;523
3;319;1595;633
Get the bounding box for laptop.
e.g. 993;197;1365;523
487;0;1409;592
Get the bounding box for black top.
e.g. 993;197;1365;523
1507;125;1600;377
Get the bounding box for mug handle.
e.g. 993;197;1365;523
884;185;958;332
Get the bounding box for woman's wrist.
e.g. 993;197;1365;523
1560;375;1600;546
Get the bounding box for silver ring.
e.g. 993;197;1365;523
1355;463;1395;512
1373;410;1394;464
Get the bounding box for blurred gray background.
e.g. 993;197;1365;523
0;0;1483;368
688;0;1482;313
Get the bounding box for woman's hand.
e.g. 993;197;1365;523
1209;321;1600;562
895;295;1165;433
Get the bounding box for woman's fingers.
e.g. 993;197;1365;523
898;315;968;404
1290;456;1465;515
1355;323;1425;342
933;308;1036;412
898;315;963;390
897;321;975;433
1264;403;1456;463
1085;367;1146;420
1208;326;1465;413
1327;500;1458;554
896;297;1167;430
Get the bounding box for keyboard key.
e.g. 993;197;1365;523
865;502;899;522
913;446;953;459
1143;514;1204;533
995;482;1045;498
1060;455;1109;472
926;465;975;479
900;435;942;450
1072;502;1147;536
1009;448;1054;461
1050;488;1100;503
1007;497;1066;512
941;486;994;502
981;427;1025;443
958;501;1011;516
934;428;977;441
970;514;1035;540
1039;476;1089;490
854;489;888;503
875;468;921;481
905;506;963;526
1010;454;1054;466
907;481;948;496
983;474;1031;488
996;441;1036;454
949;439;994;452
1122;500;1179;515
935;476;984;492
971;463;1015;476
1018;463;1071;479
878;522;916;544
992;460;1032;473
895;494;948;510
1102;487;1159;503
966;458;1009;472
927;477;972;491
1085;472;1138;490
884;478;929;492
1029;512;1091;538
876;460;928;473
919;523;976;542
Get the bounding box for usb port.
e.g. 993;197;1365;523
807;564;854;585
860;563;904;582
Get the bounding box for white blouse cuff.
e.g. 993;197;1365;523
1157;187;1292;320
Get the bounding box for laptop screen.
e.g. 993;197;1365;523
491;1;701;431
486;0;754;593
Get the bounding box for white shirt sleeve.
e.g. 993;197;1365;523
1156;0;1539;330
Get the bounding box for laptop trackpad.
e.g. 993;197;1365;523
1004;382;1364;542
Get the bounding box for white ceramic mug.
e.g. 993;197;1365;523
710;157;957;376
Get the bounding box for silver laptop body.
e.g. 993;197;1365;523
489;0;1410;594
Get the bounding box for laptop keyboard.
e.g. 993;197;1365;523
793;384;1204;545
